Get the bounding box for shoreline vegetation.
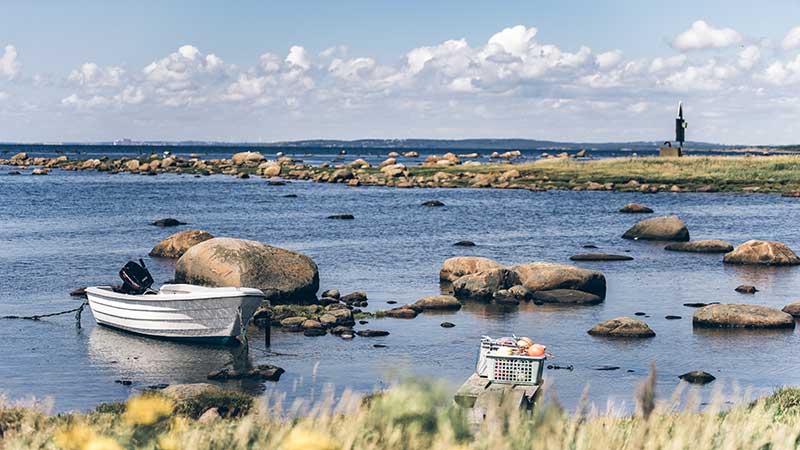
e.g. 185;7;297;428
3;380;800;449
6;151;800;195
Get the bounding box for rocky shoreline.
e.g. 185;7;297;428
7;150;800;194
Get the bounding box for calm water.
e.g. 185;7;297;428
2;158;800;412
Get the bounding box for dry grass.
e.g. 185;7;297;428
3;381;800;449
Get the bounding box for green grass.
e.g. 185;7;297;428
3;380;800;449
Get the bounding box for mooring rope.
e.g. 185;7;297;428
1;302;88;328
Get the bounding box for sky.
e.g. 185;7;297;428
2;1;800;145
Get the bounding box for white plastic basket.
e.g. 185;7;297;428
486;353;545;385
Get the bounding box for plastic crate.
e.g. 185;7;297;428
487;353;545;385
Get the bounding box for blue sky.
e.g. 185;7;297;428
2;1;800;144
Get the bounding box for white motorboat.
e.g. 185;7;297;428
85;284;264;344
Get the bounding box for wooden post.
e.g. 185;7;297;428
264;314;271;348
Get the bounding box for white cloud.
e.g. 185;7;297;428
757;55;800;85
285;45;310;70
596;50;623;69
660;60;737;91
649;55;686;73
672;20;743;50
737;45;761;70
627;101;650;113
782;26;800;49
68;63;125;88
0;45;20;79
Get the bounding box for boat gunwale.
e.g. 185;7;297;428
85;285;266;303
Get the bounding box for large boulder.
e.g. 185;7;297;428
452;268;519;301
439;256;505;282
622;216;689;242
588;317;655;337
693;304;795;329
722;240;800;266
511;262;606;298
664;240;734;253
149;230;214;258
174;238;319;303
231;151;265;165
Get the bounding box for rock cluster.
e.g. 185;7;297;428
440;256;606;305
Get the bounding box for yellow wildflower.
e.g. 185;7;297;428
282;428;339;450
54;424;122;450
84;436;124;450
157;433;183;450
123;395;174;426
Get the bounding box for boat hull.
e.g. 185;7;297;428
85;284;264;341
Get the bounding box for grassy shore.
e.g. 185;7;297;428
398;155;800;193
7;153;800;194
3;380;800;449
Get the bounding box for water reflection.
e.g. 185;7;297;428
87;325;265;395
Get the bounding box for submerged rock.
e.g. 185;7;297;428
679;371;716;385
512;262;606;298
622;216;689;242
530;289;603;305
723;240;800;266
357;330;390;337
149;229;214;258
207;364;285;381
569;253;633;261
174;237;319;304
619;203;653;213
151;218;187;227
439;256;504;282
421;200;445;207
588;317;655;337
693;304;795;329
664;240;734;253
735;285;758;294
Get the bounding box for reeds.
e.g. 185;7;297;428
2;381;800;449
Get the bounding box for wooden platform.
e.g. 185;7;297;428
454;373;541;426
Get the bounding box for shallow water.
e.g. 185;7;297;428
2;163;800;412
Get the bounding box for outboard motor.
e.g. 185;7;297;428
119;259;155;294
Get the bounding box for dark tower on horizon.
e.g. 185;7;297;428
675;101;687;148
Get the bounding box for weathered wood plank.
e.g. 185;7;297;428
454;373;490;408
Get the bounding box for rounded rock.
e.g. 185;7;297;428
693;304;795;329
512;262;606;299
175;237;319;304
619;203;653;213
723;240;800;266
440;256;505;282
588;317;655;337
622;216;689;242
664;240;734;253
149;230;214;258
